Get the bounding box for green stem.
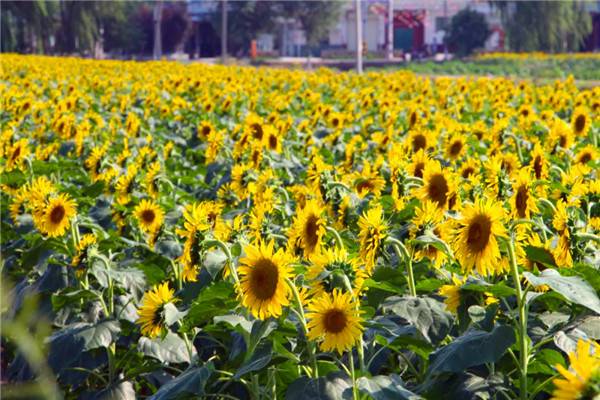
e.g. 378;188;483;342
405;176;424;185
182;333;195;365
275;186;290;203
328;181;352;192
387;237;416;297
107;343;116;383
507;238;528;400
537;198;556;213
204;239;238;283
349;351;358;400
575;232;600;245
172;260;182;291
285;278;318;378
326;226;345;250
505;133;524;164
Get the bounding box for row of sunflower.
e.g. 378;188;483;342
1;54;600;400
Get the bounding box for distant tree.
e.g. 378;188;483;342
491;1;592;53
213;1;281;57
444;8;491;57
282;1;344;68
1;1;58;53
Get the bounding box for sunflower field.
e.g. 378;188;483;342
2;54;600;400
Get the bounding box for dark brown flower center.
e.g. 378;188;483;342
574;114;586;134
304;214;320;248
250;258;279;300
428;174;449;207
516;185;528;218
324;309;347;333
251;123;263;140
413;134;426;152
141;209;156;224
202;125;211;138
269;134;278;150
50;205;66;224
579;152;592;165
356;180;376;193
414;162;425;179
533;156;543;180
461;167;475;179
450;141;463;157
467;214;492;253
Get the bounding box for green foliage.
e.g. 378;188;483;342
492;1;592;52
444;8;491;57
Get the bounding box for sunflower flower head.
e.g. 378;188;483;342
357;205;387;274
237;240;295;320
306;289;365;355
551;339;600;400
452;197;507;276
136;282;180;338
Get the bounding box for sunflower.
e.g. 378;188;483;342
237;240;294;320
407;149;431;179
571;107;591;137
72;234;98;275
175;202;213;282
307;247;367;297
458;157;480;180
552;200;573;268
452;198;507;276
509;170;539;220
231;162;257;201
306;289;364;355
5;138;30;172
551;339;600;400
444;132;467;162
198;120;215;141
352;162;386;199
420;161;456;210
528;143;550;182
438;276;464;313
410;200;447;268
136;282;180;338
548;118;574;151
133;199;164;234
407;129;434;153
575;144;599;166
41;194;78;238
288;199;327;258
357;205;387;274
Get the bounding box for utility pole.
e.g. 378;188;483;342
153;0;163;60
443;0;448;61
387;0;394;59
222;0;228;64
356;0;363;73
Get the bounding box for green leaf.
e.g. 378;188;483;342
138;334;195;364
180;281;238;332
529;349;565;375
105;268;146;302
47;318;121;353
428;325;516;374
285;371;352;400
52;289;100;312
525;245;558;269
357;375;423;400
232;345;272;379
523;270;600;314
383;296;454;344
148;362;214;400
376;334;433;360
204;249;228;279
461;283;516;297
80;381;136;400
163;302;188;326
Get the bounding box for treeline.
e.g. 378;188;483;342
1;1;191;56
